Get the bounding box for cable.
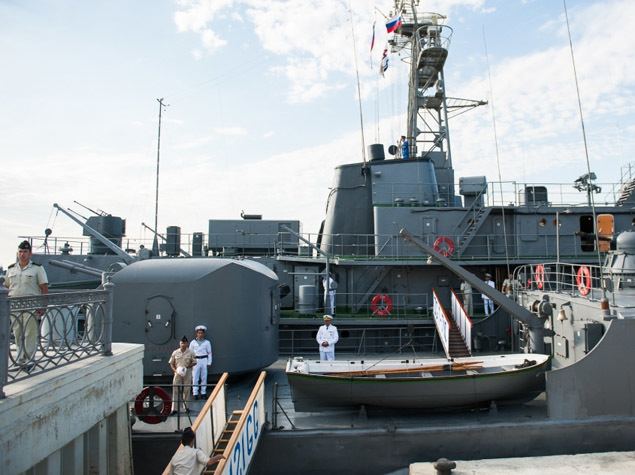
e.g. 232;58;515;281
563;0;603;273
482;26;511;277
348;0;367;165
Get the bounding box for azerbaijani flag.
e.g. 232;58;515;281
385;15;401;33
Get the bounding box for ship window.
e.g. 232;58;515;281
579;215;595;252
538;218;546;227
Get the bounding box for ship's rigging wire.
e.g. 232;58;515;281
482;27;511;277
563;0;604;274
348;0;367;165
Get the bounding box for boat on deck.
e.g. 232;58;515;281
286;353;549;411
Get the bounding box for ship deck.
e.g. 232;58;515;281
131;354;635;474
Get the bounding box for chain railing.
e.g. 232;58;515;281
0;283;113;397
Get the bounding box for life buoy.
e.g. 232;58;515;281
433;236;455;257
134;386;172;424
370;294;393;316
577;266;591;296
534;264;545;290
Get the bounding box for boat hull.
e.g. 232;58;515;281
286;354;549;411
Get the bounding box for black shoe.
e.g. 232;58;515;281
201;394;207;400
171;410;177;416
193;395;199;400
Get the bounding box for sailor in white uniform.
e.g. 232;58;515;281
189;325;212;399
316;315;339;361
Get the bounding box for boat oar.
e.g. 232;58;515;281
323;361;483;377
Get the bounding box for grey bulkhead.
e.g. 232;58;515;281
111;258;279;376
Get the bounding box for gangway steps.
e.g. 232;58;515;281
203;411;243;474
448;320;471;358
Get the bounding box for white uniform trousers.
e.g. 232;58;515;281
192;359;208;395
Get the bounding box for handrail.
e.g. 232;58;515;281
432;289;451;359
161;373;229;475
1;287;114;396
213;371;267;475
450;289;472;353
192;372;228;432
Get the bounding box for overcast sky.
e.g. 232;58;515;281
1;0;634;266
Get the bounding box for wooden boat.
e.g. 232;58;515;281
286;354;550;411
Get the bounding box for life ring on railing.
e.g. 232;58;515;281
534;264;545;290
577;266;591;296
134;386;172;424
370;294;393;316
433;236;455;257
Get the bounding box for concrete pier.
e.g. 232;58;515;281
0;342;143;475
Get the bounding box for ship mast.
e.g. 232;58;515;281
389;2;485;166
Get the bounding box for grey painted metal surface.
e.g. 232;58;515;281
546;318;635;419
111;258;279;376
251;416;635;475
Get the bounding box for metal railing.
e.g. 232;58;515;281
0;283;113;398
451;289;472;353
161;373;229;475
278;325;439;357
513;262;611;302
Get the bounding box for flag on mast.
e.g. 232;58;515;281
385;15;402;33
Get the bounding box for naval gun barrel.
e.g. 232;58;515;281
53;203;134;264
49;259;104;278
400;228;545;354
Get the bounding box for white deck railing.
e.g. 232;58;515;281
450;289;472;354
432;289;451;359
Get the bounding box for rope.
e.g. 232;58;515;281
482;26;511;277
563;0;603;273
348;0;367;164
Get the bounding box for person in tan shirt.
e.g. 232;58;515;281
4;240;48;367
169;336;196;414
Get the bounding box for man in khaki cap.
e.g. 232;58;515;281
4;240;48;367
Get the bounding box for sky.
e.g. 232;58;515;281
1;0;634;266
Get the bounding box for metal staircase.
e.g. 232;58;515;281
203;411;242;474
616;178;635;206
448;319;471;358
456;208;491;256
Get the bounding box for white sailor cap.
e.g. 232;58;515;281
323;314;333;321
195;325;207;332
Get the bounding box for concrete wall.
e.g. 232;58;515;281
0;343;143;475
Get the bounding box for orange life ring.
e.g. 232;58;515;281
134;386;172;424
534;264;545;290
577;266;591;296
433;236;455;257
370;294;393;316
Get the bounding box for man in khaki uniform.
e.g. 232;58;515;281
169;336;196;415
4;240;48;366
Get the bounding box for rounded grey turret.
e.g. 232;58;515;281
111;258;279;377
616;231;635;253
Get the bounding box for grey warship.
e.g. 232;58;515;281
19;2;635;377
8;2;635;472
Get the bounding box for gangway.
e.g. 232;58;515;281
163;371;267;475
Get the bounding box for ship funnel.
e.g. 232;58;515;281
368;144;385;161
